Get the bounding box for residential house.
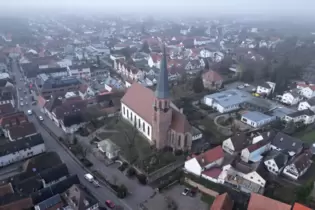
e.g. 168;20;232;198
68;64;91;79
241;139;270;163
256;81;276;96
185;146;224;176
202;70;223;89
184;60;202;70
194;37;212;46
62;184;99;210
292;203;312;210
221;161;267;194
210;193;234;210
271;132;304;157
90;66;109;78
298;97;315;112
34;194;64;210
97;138;120;160
222;133;249;154
0;103;15;117
297;83;315;99
7;122;37;141
0;111;28;137
38;77;82;98
264;150;289;175
200;49;212;58
281;90;302;105
284;109;315;125
110;54;125;62
0;194;33;210
241;111;277;128
247;193;291;210
79;85;95;99
283;151;312;180
203;89;252;113
0;133;46;167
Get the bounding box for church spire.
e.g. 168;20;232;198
155;44;170;99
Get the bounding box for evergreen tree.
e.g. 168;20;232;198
192;73;204;93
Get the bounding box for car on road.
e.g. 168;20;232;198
182;188;190;196
105;200;115;209
20;102;24;106
25;101;28;105
27;110;32;115
20;98;23;101
237;85;245;89
32;101;36;105
38;116;43;121
84;173;94;182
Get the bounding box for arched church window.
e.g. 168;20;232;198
184;135;188;146
143;122;145;132
178;135;181;146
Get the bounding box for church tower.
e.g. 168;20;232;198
152;44;172;149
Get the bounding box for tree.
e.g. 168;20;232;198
192;73;204;93
283;121;296;135
296;182;313;203
165;196;178;210
117;184;127;198
140;41;150;54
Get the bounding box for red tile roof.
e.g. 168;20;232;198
292;203;312;210
247;193;291;210
210;193;234;210
202;168;222;178
297;83;315;91
202;70;223;82
150;53;162;63
196;146;224;167
8;122;37;140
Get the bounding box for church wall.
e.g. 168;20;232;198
121;103;152;142
169;130;192;151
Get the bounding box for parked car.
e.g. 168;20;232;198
105;200;115;209
84;173;94;182
38;116;43;121
182;188;190;196
20;102;24;106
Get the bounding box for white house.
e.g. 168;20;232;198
200;49;212;58
184;146;224;176
0;134;46;167
68;65;91;78
241;111;276;128
222;133;248;154
297;84;315;99
148;53;162;68
284;109;315;125
281;91;302;105
282;151;312;180
256;81;275;96
97;139;120;160
298;97;315;112
264;150;289;175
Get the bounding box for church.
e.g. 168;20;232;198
121;45;192;151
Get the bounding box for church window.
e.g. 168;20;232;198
184;135;188;146
138;119;141;128
127;109;129;118
143;122;145;132
130;112;133;121
159;101;162;109
164;101;167;108
123;106;125;115
134;116;137;124
147;126;150;136
178;135;181;147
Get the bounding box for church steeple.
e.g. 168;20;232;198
155;44;170;99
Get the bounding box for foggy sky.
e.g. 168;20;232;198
0;0;313;16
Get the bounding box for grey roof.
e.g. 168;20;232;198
42;77;81;90
271;106;296;118
265;150;289;169
155;45;169;99
287;109;315;118
271;132;304;155
36;194;62;210
307;97;315;106
0;133;44;157
205;89;252;108
242;111;274;123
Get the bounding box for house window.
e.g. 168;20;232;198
147;126;150;136
184;135;188;147
178;135;181;147
134;116;137;124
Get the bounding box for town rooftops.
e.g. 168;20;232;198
196;146;224;167
264;150;289;169
8;122;37;140
0;194;33;210
247;193;291;210
35;194;63;210
42;77;81;90
289;151;312;174
0;133;44;157
271;132;304;155
0;183;13;197
292;203;312;210
202;69;222;82
0;103;14;116
210;193;234;210
204;89;252;108
226;132;249;152
287;109;315;118
242;111;275;123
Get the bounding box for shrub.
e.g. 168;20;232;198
117;184;127;198
137;174;147;185
126;167;136;177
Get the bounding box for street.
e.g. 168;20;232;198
11;60;134;210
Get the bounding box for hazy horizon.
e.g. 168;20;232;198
0;0;313;17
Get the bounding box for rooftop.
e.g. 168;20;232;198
242;111;274;123
204;89;252;108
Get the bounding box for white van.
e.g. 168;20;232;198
84;173;94;182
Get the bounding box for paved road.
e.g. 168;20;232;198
11;60;133;210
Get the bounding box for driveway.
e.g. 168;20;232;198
162;185;209;210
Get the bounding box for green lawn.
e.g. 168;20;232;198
299;131;315;143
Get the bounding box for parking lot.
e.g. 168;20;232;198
162;185;209;210
224;81;256;93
